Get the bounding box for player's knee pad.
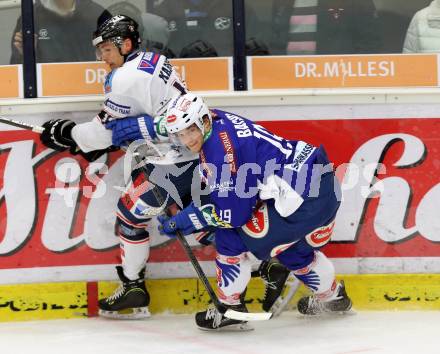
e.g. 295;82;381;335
292;251;337;300
215;252;252;305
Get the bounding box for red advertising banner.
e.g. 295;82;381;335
0;117;439;278
0;130;215;271
262;118;440;258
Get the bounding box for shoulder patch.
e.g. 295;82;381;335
104;70;115;94
137;52;160;74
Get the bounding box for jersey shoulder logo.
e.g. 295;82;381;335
137;52;160;74
104;70;115;94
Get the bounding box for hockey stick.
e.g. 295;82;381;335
270;275;301;317
0;115;44;133
251;264;300;317
131;147;272;322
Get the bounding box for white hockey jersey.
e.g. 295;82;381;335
71;51;187;153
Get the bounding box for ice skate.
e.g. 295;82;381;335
297;280;352;315
99;266;151;319
195;303;253;331
258;260;298;315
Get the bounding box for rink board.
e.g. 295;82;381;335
1;107;440;322
2;274;440;322
1;116;440;283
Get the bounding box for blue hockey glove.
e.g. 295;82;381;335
105;114;157;146
158;203;208;237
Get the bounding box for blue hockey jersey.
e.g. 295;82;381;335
197;109;331;229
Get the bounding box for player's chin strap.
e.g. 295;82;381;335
131;143;272;322
203;128;212;142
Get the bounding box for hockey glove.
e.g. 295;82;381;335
158;203;208;237
195;228;216;246
40;119;119;162
105;114;168;147
40;119;77;152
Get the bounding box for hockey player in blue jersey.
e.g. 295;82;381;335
159;93;352;330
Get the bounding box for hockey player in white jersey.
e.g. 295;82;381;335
38;14;199;319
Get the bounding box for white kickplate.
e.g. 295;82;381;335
224;309;273;321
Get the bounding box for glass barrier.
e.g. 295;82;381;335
246;0;436;56
150;0;234;58
0;1;21;65
31;1;235;97
0;1;22;98
10;0;112;64
4;0;440;95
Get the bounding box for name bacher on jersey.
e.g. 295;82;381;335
191;110;336;230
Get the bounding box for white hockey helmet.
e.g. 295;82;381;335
166;93;211;136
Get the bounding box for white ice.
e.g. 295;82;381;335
0;311;437;354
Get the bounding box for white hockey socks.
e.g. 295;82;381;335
119;233;150;281
293;250;338;301
216;252;252;305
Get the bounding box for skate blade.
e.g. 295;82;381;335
270;275;300;317
299;307;356;317
197;323;254;332
99;306;151;320
321;302;356;317
331;307;357;316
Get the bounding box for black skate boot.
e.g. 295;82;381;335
297;280;352;315
258;260;291;312
99;266;150;319
195;303;253;331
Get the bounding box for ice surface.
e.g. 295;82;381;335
0;311;437;354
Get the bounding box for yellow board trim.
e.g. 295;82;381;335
0;282;88;322
2;274;440;322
